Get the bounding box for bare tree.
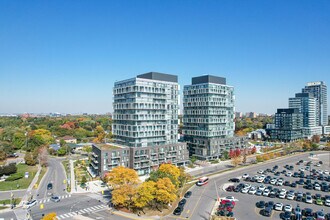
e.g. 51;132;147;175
38;146;48;167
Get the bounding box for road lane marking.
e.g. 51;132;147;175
188;186;207;219
90;207;97;211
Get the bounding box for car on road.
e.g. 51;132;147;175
47;183;53;190
196;177;209;186
224;196;236;202
274;203;283;211
24;200;37;209
184;191;192;198
229;178;240;183
50;196;60;203
173;207;183;215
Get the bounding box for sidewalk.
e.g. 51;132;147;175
70;159;76;193
19;165;42;206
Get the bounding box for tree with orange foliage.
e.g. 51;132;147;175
41;212;56;220
105;166;139;188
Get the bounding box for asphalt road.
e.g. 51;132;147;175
164;151;330;220
36;157;68;200
30;194;106;219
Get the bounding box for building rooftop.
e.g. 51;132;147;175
137;72;178;83
191;75;226;85
93;143;126;150
57;135;76;140
276;108;300;114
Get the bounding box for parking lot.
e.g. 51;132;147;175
221;153;330;219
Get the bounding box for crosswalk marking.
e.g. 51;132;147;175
56;204;107;219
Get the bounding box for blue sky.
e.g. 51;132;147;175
0;0;329;114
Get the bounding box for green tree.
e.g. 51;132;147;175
57;147;67;156
221;151;229;160
24;152;37;166
0;150;6;161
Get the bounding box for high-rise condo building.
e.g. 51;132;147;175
288;93;322;137
302;81;328;126
113;72;179;147
90;72;189;176
269;108;303;142
183;75;247;160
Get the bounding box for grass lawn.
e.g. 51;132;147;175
0;164;38;191
62;160;70;178
74;160;92;184
0;198;22;205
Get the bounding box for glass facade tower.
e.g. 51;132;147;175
302;81;328;126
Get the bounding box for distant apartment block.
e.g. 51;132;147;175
90;72;189;176
289;92;322;138
56;136;77;144
183;75;247;160
246;112;258;118
235;112;243;118
268;108;303;142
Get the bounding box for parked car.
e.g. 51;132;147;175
262;207;273;217
184;191;192;198
173;207;183;215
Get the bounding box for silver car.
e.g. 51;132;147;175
50;196;60;203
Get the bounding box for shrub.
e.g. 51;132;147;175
0;163;17;176
5;173;24;181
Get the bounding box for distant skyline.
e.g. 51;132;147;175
1;0;329;114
